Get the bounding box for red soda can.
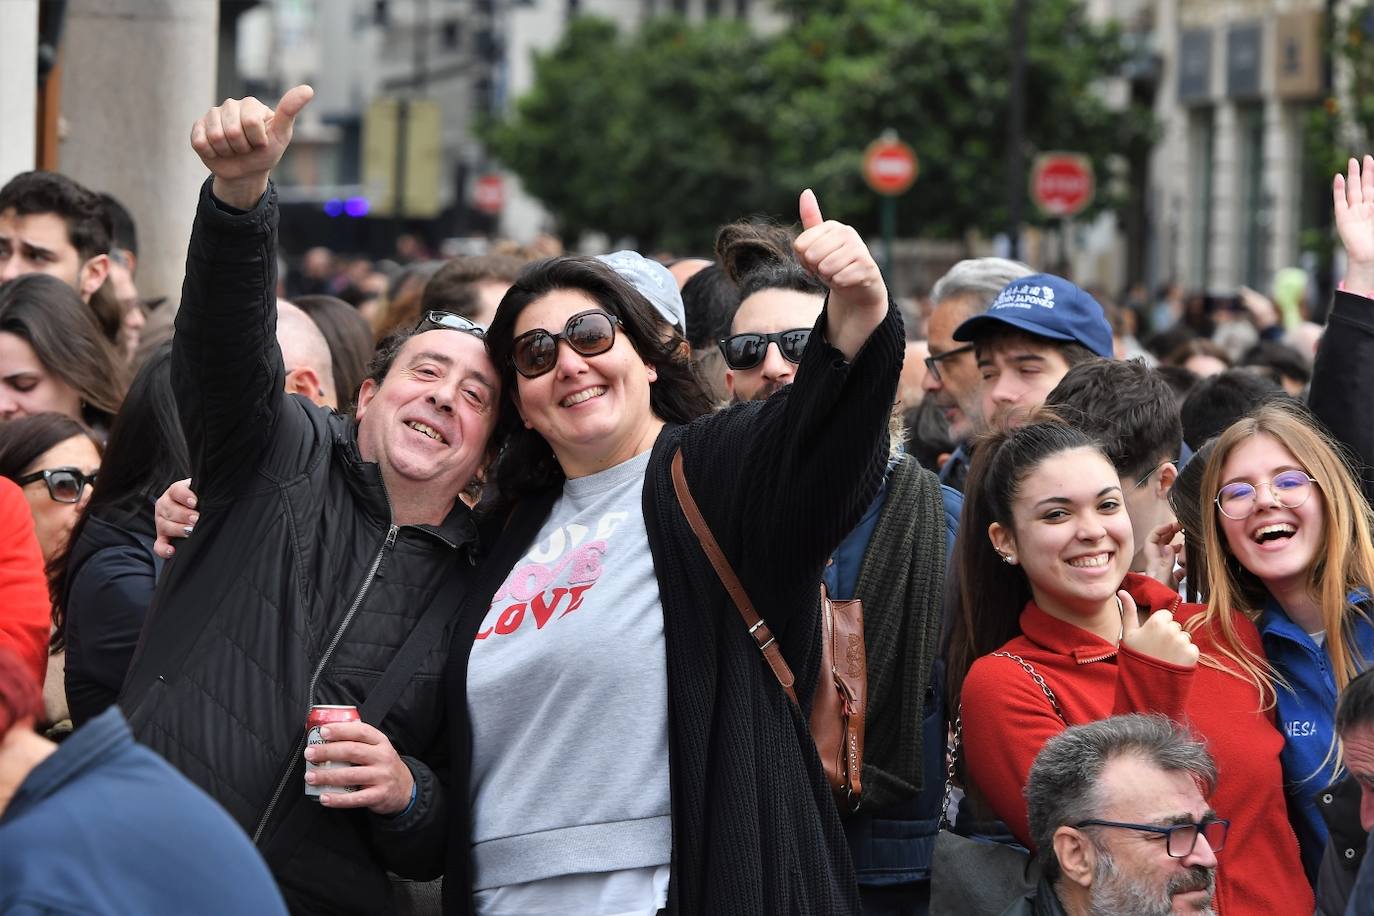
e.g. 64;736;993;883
305;704;360;799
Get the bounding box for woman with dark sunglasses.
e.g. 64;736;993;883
0;411;102;729
440;192;899;916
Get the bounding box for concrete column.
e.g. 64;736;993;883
1265;99;1301;276
0;0;39;184
59;0;219;309
1210;102;1240;292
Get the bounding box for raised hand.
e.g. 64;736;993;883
191;84;315;209
1334;155;1374;294
793;189;889;360
1142;521;1184;590
1119;589;1198;667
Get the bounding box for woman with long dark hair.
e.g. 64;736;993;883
946;416;1311;914
0;274;126;432
442;193;898;916
51;343;189;727
0;411;102;727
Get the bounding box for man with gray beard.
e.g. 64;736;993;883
1003;715;1223;916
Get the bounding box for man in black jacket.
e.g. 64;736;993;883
1316;668;1374;915
119;86;499;914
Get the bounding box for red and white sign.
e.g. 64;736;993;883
1030;153;1095;218
473;174;505;215
862;137;918;196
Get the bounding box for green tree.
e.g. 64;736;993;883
484;1;1149;250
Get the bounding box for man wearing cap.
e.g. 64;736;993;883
951;274;1115;432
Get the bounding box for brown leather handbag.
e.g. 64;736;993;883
671;449;867;810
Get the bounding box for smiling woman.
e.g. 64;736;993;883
946;414;1313;915
445;192;900;916
1197;400;1374;879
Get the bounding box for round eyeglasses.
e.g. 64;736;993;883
15;466;99;504
1073;817;1229;858
1215;470;1318;520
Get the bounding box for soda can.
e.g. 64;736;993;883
305;704;360;799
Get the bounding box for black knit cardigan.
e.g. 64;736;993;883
441;303;904;915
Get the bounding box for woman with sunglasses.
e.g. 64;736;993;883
1194;401;1374;881
0;411;101;729
948;415;1312;914
443;192;899;916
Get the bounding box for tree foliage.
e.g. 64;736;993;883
483;1;1148;252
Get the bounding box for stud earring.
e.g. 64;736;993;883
996;549;1016;565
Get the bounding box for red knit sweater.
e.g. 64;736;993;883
0;478;49;687
962;573;1312;916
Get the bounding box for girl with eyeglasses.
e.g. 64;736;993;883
0;411;102;730
443;193;897;916
1196;401;1374;880
947;415;1312;915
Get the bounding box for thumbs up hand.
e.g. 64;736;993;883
793;189;889;360
191;84;315;209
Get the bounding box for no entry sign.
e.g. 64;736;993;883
1030;153;1094;218
473;174;505;215
863;136;918;196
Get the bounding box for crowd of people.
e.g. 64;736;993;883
3;83;1374;916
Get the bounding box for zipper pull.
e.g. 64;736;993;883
375;525;400;578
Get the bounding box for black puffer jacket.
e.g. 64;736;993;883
120;181;477;915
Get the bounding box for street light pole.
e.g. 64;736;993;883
1006;0;1029;260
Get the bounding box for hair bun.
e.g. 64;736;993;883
714;219;797;286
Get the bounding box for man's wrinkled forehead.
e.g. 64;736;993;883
391;328;499;391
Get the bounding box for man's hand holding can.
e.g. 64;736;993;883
304;720;417;816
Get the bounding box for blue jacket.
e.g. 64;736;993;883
1348;828;1374;916
1259;595;1374;880
827;470;962;886
0;707;287;914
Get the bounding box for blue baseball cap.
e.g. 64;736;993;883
952;273;1113;358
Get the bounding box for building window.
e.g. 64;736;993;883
442;20;460;49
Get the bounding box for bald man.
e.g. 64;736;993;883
277;299;337;408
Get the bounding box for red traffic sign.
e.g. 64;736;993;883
473;174;505;215
1030;153;1095;218
863;136;918;196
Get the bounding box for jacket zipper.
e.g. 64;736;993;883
1077;595;1183;665
252;522;400;845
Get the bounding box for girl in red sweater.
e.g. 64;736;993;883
947;418;1312;915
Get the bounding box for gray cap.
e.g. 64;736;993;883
596;250;686;333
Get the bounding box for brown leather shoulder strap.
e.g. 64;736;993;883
671;449;798;703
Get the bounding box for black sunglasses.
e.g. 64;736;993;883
414;310;486;338
16;466;98;504
511;309;620;379
923;343;975;383
717;328;811;371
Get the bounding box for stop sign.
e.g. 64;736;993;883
1030;153;1094;218
473;174;504;215
863;137;918;196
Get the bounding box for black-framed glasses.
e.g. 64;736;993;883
923;343;975;383
717;328;811;370
1215;470;1317;520
1073;817;1229;858
415;310;486;338
15;466;98;504
511;309;620;379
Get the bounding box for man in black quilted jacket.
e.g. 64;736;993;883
119;86;498;914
